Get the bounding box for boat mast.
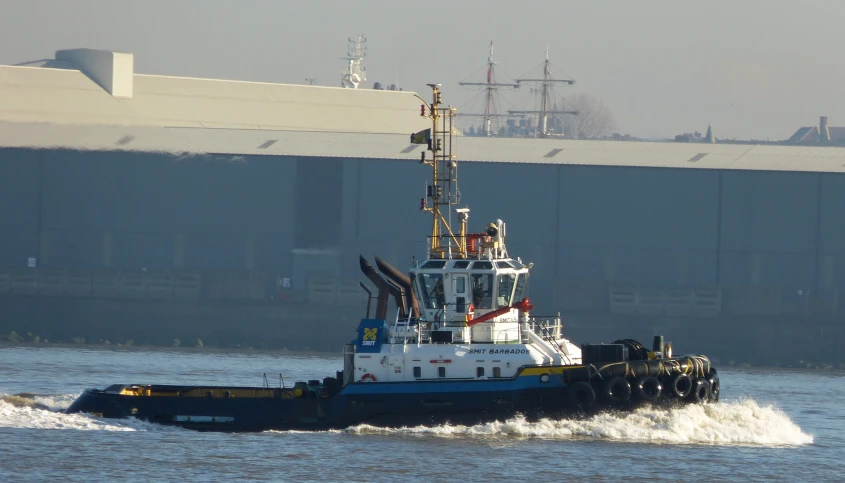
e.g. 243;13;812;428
510;47;577;138
420;84;465;259
458;41;519;136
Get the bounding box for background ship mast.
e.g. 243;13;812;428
510;47;578;138
458;41;519;136
416;85;464;259
341;34;367;89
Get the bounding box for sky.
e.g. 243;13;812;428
2;0;844;140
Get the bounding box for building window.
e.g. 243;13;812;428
438;367;446;378
413;366;421;378
476;367;485;378
493;367;501;378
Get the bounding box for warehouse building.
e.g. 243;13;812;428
3;48;845;331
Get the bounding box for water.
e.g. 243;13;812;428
1;346;842;482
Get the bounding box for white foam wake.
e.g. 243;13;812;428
0;393;180;432
343;399;814;447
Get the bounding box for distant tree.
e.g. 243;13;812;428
562;93;617;139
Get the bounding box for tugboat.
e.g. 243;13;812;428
67;85;720;431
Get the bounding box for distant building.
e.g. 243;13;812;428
788;116;845;145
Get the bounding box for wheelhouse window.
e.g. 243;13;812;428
418;273;445;309
513;273;527;302
421;261;447;269
455;276;466;294
471;273;493;309
452;261;470;269
497;273;516;307
472;261;493;270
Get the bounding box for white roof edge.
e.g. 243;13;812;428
3;122;845;174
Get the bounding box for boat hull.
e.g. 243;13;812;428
66;362;719;432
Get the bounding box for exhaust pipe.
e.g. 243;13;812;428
375;256;420;319
359;256;390;320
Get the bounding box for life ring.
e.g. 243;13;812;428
361;373;377;383
633;375;662;402
601;376;631;405
568;381;596;409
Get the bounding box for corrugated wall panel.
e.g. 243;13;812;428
0;149;39;266
719;171;818;287
557;166;719;285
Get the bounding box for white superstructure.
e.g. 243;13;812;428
351;85;582;383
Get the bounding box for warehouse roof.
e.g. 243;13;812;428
3;49;845;174
0;49;428;134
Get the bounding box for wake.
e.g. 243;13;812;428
343;399;814;446
0;393;179;432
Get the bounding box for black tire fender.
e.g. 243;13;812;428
602;376;632;405
706;373;720;402
689;378;711;403
568;381;596;409
669;373;693;398
633;375;662;401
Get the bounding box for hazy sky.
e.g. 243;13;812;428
2;0;844;140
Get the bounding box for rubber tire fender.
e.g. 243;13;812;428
689;378;711;403
668;373;693;399
568;381;596;409
706;373;720;402
633;375;662;402
602;376;632;405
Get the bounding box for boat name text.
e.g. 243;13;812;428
467;348;530;355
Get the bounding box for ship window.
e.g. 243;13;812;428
455;276;466;294
493;367;502;378
496;261;515;268
456;296;466;313
453;261;470;269
438;367;446;378
476;367;485;378
497;273;517;307
472;261;493;270
471;273;493;309
421;261;447;269
419;273;445;309
513;274;527;302
413;366;421;378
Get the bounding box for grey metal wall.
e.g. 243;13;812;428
0;149;40;267
719;171;818;290
820;174;845;291
4;146;845;312
557;165;719;286
1;149;298;273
